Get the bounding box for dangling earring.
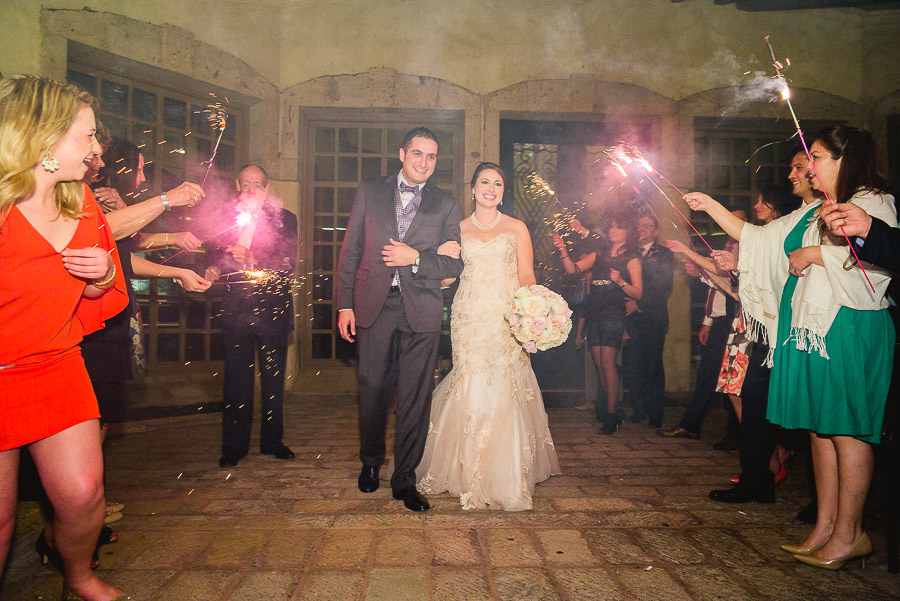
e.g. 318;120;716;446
471;192;475;201
41;152;60;173
500;198;503;205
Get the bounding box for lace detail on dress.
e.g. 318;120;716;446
415;233;561;511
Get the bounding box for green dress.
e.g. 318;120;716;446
767;205;895;443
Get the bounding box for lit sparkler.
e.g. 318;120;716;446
158;211;254;265
602;144;722;252
764;35;874;292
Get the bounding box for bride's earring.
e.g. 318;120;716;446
41;152;60;173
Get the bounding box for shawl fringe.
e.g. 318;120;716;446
742;307;774;367
788;326;830;360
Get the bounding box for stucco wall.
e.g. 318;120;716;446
3;0;898;101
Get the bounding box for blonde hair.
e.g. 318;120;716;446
0;74;96;226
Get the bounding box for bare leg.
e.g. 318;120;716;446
0;448;20;578
814;435;874;559
29;420;120;601
804;432;838;548
728;394;742;422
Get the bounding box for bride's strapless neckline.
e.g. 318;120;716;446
462;232;516;244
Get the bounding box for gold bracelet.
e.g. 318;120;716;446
92;264;116;289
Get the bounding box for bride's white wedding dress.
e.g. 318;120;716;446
416;233;560;511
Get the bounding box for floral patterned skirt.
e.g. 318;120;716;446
717;313;751;396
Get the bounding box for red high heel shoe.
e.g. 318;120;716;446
775;464;787;485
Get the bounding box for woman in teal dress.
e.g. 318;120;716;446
684;126;896;571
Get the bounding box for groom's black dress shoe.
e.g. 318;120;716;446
392;486;431;512
219;453;242;468
262;445;295;460
358;465;380;493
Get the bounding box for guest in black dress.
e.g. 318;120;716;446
556;214;642;434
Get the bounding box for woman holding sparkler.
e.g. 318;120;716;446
0;75;131;601
554;215;643;435
416;162;560;511
685;126;895;570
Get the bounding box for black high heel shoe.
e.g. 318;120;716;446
35;531;64;571
599;411;624;435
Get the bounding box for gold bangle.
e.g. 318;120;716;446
92;264;116;289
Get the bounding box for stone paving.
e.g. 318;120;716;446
3;394;899;601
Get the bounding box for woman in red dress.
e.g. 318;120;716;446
0;75;131;601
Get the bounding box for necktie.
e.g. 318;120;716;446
399;182;418;195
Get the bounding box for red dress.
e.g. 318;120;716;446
0;185;128;450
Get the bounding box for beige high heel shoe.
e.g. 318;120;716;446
780;540;825;555
793;532;873;571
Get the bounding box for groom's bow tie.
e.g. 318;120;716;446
399;182;419;195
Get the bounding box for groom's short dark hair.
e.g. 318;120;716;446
402;127;440;153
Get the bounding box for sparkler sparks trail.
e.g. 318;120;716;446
763;36;874;293
600;143;729;280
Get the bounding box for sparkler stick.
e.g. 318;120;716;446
200;114;228;188
764;36;875;293
158;211;251;265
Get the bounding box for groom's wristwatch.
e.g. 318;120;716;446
414;254;420;268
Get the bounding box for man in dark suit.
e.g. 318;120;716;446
624;214;674;428
205;164;297;468
337;128;464;512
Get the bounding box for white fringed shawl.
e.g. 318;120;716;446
737;191;896;366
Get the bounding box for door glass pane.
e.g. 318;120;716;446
361;128;381;153
315;156;335;181
315;127;335;153
361;157;381;179
314;187;334;212
338;156;358;181
337;188;356;213
338;128;358;153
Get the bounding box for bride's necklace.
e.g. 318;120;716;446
471;211;501;235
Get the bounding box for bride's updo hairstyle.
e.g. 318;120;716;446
470;162;506;190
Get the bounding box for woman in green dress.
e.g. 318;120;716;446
684;126;895;571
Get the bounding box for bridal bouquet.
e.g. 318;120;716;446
506;285;573;353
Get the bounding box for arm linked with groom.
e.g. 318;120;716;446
336;127;463;512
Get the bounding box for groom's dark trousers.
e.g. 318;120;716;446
357;291;440;491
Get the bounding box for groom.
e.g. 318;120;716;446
337;127;464;511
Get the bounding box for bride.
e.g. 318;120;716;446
416;162;561;511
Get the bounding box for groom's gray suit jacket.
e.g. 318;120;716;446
337;174;464;332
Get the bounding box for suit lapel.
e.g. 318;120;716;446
376;175;399;240
405;182;434;236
